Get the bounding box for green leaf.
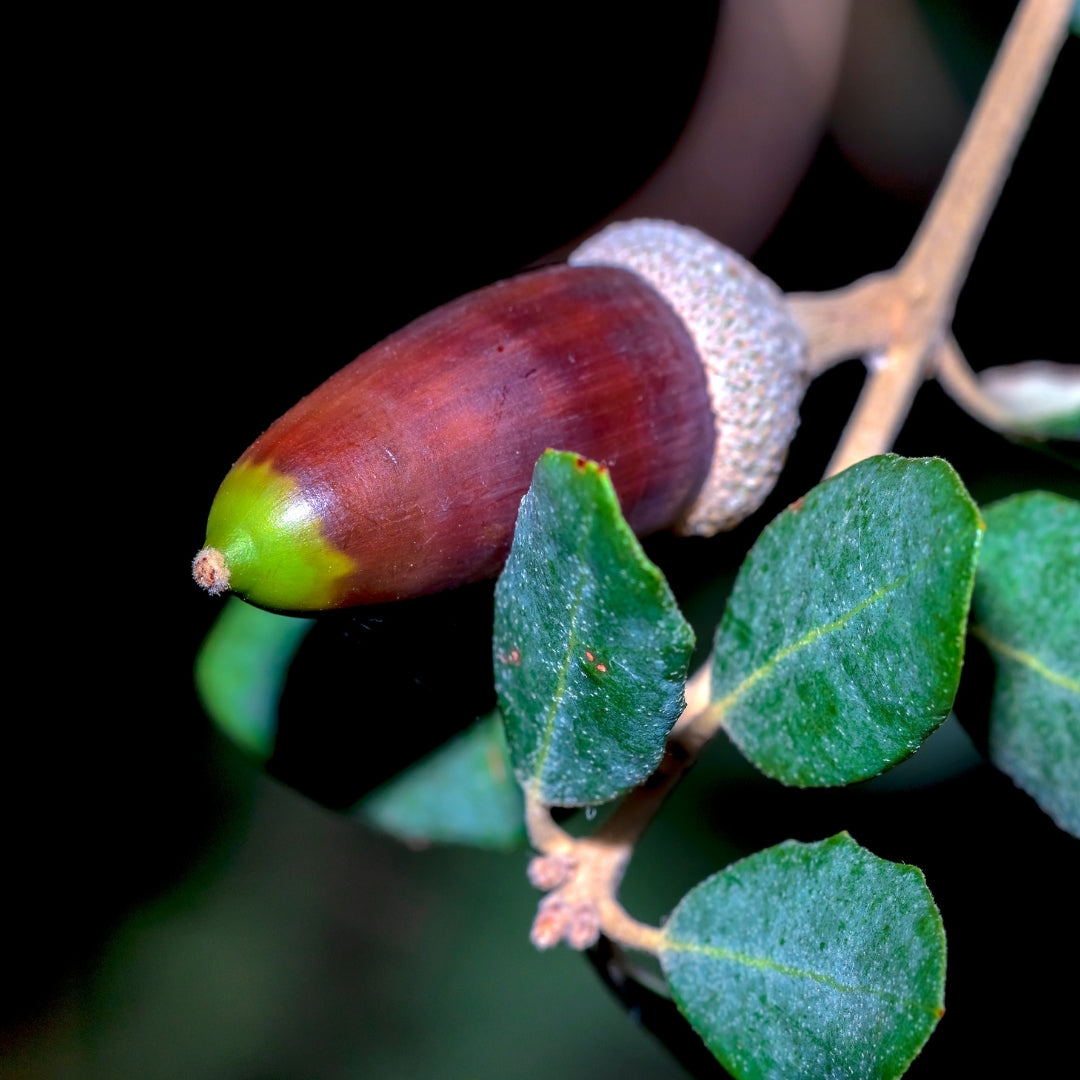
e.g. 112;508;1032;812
493;450;694;806
355;712;526;850
660;834;946;1080
711;455;983;786
194;597;315;761
970;491;1080;836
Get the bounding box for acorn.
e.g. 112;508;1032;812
193;220;808;612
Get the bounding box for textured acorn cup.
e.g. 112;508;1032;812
193;220;809;612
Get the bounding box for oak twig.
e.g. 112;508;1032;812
790;0;1072;477
523;0;1071;960
933;339;1080;437
585;938;729;1079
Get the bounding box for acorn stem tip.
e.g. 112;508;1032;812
193;547;230;596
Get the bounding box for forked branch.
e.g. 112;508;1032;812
524;0;1072;957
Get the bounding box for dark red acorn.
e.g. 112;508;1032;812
193;220;809;612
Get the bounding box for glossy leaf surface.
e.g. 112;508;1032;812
356;712;526;850
711;455;983;786
971;491;1080;836
660;834;946;1080
494;450;694;806
194;597;314;760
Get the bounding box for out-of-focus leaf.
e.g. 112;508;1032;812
979;361;1080;439
970;491;1080;836
660;834;946;1080
711;455;983;786
494;450;694;807
356;712;525;850
194;597;314;761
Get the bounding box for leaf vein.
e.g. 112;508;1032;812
971;624;1079;693
714;562;922;720
662;938;932;1011
529;562;587;790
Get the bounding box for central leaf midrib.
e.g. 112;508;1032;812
714;556;928;720
529;553;588;788
662;938;935;1013
971;624;1080;693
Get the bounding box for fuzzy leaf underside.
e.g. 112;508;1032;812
356;712;526;850
195;597;314;760
976;360;1080;439
711;455;983;786
493;451;694;806
971;491;1080;836
660;834;946;1080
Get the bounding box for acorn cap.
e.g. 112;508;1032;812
570;219;809;534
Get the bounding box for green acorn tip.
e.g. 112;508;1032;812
193;546;230;596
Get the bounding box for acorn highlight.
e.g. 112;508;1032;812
194;220;809;612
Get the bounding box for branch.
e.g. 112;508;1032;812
524;788;665;955
521;0;1073;958
787;0;1073;477
897;0;1071;318
933;339;1080;438
585;938;731;1079
784;273;896;376
825;339;930;477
